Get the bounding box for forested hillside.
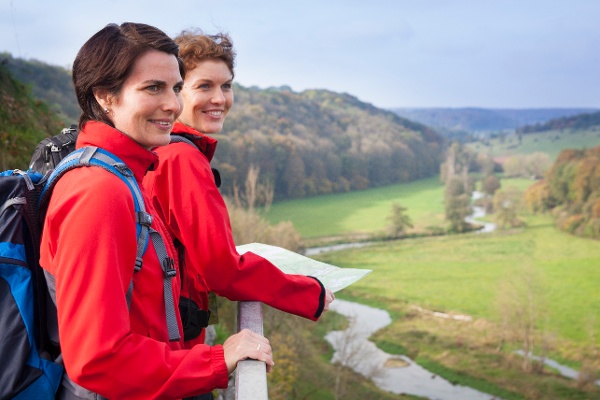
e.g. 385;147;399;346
2;53;79;123
0;62;63;170
218;87;444;199
1;55;445;200
390;107;597;138
517;110;600;134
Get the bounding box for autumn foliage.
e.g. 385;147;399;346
524;146;600;238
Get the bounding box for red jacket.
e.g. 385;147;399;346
143;122;325;346
39;121;229;399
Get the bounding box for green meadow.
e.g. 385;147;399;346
266;176;445;238
267;177;599;346
469;127;600;160
317;216;600;345
266;176;532;239
265;176;600;399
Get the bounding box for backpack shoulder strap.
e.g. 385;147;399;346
169;134;221;188
40;146;180;341
169;133;196;147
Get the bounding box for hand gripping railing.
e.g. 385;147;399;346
235;301;269;400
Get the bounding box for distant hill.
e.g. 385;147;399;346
1;52;79;124
0;61;63;170
1;54;444;200
218;86;444;199
389;107;598;137
517;110;600;133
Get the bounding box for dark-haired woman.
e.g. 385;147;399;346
40;22;271;400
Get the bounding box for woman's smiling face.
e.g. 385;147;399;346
100;50;184;148
178;59;234;134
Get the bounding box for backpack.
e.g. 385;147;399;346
1;145;180;399
30;127;221;188
0;169;62;399
29;125;78;177
30;128;220;342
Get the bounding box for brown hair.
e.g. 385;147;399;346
72;22;184;129
175;30;236;77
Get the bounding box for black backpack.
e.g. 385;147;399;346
29;125;79;177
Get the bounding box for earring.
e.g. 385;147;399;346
104;108;109;114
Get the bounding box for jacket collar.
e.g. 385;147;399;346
171;121;218;162
76;121;159;183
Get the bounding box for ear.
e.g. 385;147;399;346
93;88;114;111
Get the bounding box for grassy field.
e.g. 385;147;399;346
265;176;534;239
468;127;600;160
265;177;599;345
314;214;600;399
316;214;600;346
265;176;446;238
263;176;600;399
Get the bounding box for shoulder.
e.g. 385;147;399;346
153;142;212;174
50;166;135;213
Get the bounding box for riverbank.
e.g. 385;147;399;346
313;212;600;399
326;299;500;400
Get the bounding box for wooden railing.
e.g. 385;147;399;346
235;301;268;400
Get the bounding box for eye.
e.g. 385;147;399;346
146;85;160;93
174;83;183;93
198;83;211;90
222;83;232;90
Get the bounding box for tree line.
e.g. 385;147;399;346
517;110;600;134
216;87;444;200
525;146;600;239
1;55;445;202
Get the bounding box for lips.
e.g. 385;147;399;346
149;119;174;130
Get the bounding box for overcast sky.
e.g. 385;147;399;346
1;0;599;110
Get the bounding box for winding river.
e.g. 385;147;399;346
325;299;499;399
316;191;597;398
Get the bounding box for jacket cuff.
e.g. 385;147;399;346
308;276;326;319
211;344;230;388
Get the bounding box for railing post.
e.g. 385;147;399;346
235;301;268;400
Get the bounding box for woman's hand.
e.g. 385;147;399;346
323;288;335;312
222;329;274;374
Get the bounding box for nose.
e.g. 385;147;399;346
165;91;183;115
210;89;226;105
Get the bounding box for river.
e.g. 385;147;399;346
317;191;598;398
326;299;500;400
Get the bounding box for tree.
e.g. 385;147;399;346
442;142;475;233
228;167;301;250
283;150;306;198
482;174;501;196
524;180;554;213
496;263;548;373
492;188;524;229
526;152;552;179
387;202;413;238
445;176;472;233
233;164;274;212
476;152;496;176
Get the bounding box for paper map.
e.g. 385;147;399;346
236;242;372;293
